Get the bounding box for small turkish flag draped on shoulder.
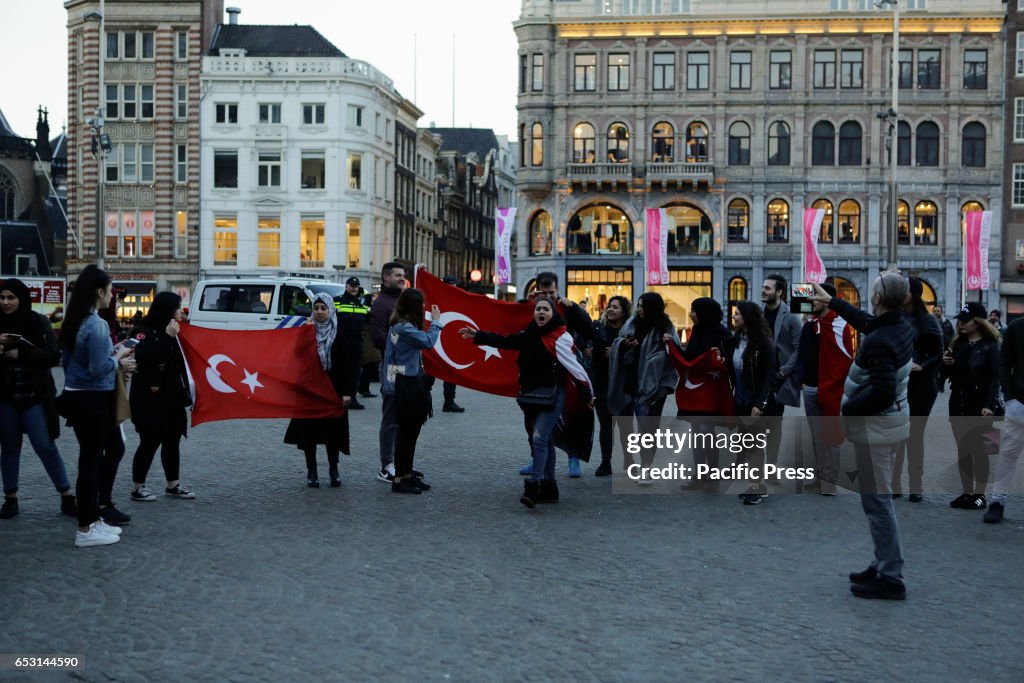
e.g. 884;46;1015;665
177;322;344;426
416;268;533;397
666;344;735;417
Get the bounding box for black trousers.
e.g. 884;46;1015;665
443;381;456;403
394;412;424;478
132;429;182;483
67;391;114;526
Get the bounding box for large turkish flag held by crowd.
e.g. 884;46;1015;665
415;268;533;397
177;323;344;426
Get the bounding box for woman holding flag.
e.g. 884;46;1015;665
460;297;593;508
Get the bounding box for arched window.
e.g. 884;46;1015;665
960;200;984;245
838;121;862;166
728;121;750;165
651;121;674;162
838;199;860;243
829;276;861;308
0;168;14;220
812;199;834;243
664;202;713;256
897;121;911;166
686;121;708;162
530;210;552;256
916;122;939;166
962;122;986;168
914;200;938;245
918;278;937;311
768;121;790;166
607;123;630;162
573;122;596;163
767;198;790;243
567;202;633;255
531;122;543;166
812;121;835;165
727;198;749;243
728;276;748;325
897;199;910;244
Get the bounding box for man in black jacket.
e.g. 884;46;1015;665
987;315;1024;524
335;277;370;410
933;304;954;392
812;272;914;600
369;262;406;483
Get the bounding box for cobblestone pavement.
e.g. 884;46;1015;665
2;382;1022;682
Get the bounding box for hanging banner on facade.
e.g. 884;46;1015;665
495;207;516;285
645;208;669;286
964;210;992;291
140;210;156;237
105;212;120;236
802;208;827;284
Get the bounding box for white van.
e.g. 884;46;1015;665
188;277;348;330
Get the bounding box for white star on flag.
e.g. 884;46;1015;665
480;345;502;361
240;369;264;394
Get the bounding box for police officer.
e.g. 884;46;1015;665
335;277;370;410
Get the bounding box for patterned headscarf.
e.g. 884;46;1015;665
311;292;337;371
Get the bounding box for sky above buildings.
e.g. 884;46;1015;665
0;0;520;140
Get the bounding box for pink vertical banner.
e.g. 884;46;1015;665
495;207;516;285
964;210;992;290
645;208;669;286
802;208;827;284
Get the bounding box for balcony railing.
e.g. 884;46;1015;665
646;161;714;179
567;162;632;179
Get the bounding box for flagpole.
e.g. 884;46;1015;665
962;237;967;308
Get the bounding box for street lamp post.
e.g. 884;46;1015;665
878;0;900;272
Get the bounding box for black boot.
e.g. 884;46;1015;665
307;468;319;488
0;498;18;519
594;460;612;477
537;480;559;504
520;480;540;508
60;494;78;517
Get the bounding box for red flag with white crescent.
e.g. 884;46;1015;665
177;323;344;426
665;345;735;416
816;310;855;446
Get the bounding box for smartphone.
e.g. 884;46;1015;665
790;283;815;314
116;338;140;351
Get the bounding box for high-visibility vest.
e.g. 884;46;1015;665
335;302;369;316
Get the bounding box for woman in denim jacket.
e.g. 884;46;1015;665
381;289;440;494
60;265;136;547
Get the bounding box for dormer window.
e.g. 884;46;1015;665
218;48;245;58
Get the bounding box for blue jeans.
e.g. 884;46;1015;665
854;442;904;581
0;401;71;495
526;387;565;482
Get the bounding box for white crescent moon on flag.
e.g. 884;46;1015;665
205;354;237;394
683;370;705;391
433;311;478;370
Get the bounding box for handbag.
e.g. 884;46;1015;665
394;372;432;421
516;385;558;409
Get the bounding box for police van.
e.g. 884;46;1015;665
188;277;348;330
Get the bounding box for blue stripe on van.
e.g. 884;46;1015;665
276;317;292;329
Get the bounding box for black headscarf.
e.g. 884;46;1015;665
143;292;182;332
525;297;566;336
0;278;34;337
683;297;730;360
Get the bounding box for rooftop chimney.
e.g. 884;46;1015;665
226;7;241;25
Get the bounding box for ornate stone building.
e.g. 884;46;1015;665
514;0;1004;326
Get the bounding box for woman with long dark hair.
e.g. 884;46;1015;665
590;295;631;476
460;297;593;507
382;289;441;494
128;292;196;502
724;300;778;505
283;293;353;487
61;265;136;547
0;278;77;519
891;277;944;502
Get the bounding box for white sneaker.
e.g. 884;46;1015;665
75;526;120;547
93;520;122;536
377;463;396;483
131;485;157;502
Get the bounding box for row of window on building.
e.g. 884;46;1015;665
103;210;188;260
210;150;383;194
104;29;190;61
519;46;987;94
209;214;363;270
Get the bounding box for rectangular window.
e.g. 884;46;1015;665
176;84;187;119
347;217;361;268
213;215;238;265
140;210;154;257
840;49;863;88
899;48;913;88
652;52;675;91
730;51;751;89
347;153;362;190
121;145;137;183
123;85;137;119
347;105;363;128
124;32;136;59
176;145;187;183
303;103;325;125
1016;99;1024;142
963;49;987;90
106;84;118;118
257;216;281;268
177;32;188;61
300;151;325;189
259;104;281;124
519;54;528;93
531;54;544;91
769;50;791;89
1014;164;1024;206
906;0;926;8
687;52;709;90
105;211;118;257
574;54;597;91
300;216;325;268
917;49;941;89
814;50;836;88
105;145;119;182
121;211;137;257
141;32;154;59
140;144;153;182
106;32;118;59
215;103;238;124
175;211;188;259
258;152;282;187
1017;34;1024;78
140;85;154;119
213;151;238;189
607;53;630;91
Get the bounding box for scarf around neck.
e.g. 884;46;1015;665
311;292;337;371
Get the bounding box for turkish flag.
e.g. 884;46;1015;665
666;344;735;417
415;268;533;397
177;323;344;426
816;311;855;446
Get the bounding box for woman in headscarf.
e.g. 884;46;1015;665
128;292;195;502
460;297;594;507
0;278;77;519
283;293;353;488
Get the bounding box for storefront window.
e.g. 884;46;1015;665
647;268;713;337
914;200;938;245
567;203;632;255
897;200;910;244
664;203;712;256
531;211;553;256
566;268;633;322
727;276;747;327
812;199;833;243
